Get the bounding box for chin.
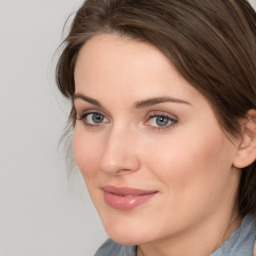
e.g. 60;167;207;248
110;237;138;246
95;201;161;245
102;219;155;246
107;232;146;246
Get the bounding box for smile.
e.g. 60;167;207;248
101;185;158;211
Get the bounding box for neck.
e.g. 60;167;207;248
137;212;242;256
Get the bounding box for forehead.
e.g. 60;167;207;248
74;33;173;83
74;33;202;106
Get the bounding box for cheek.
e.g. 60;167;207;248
143;124;234;192
73;127;101;179
140;128;237;228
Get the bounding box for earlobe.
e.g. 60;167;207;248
233;109;256;169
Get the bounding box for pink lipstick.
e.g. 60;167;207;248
101;185;158;210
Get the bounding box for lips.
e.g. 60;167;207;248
101;185;158;210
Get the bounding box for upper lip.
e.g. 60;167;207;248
101;185;158;196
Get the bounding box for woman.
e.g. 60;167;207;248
56;0;256;255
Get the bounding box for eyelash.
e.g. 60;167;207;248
76;111;178;130
76;111;109;128
145;112;177;130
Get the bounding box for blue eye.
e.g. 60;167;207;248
77;112;109;126
88;113;105;123
147;114;177;128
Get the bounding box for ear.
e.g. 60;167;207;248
233;109;256;169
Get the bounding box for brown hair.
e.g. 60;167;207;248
56;0;256;217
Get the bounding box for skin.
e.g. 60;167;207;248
73;34;243;256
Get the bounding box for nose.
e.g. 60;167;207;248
99;127;141;175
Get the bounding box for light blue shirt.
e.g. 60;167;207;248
94;215;256;256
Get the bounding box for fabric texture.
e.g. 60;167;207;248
94;215;256;256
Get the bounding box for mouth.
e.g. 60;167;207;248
101;185;158;211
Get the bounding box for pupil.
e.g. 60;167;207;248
156;116;169;126
92;113;103;123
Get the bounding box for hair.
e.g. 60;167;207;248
56;0;256;217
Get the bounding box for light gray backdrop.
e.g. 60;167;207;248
0;1;107;255
0;0;256;255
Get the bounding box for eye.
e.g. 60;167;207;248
77;112;109;126
146;114;177;129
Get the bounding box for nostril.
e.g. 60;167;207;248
116;169;133;175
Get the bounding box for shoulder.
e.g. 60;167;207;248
94;238;136;256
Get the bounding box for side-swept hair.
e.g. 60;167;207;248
56;0;256;217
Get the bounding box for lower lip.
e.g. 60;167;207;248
103;191;157;210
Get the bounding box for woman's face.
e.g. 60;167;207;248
73;34;241;245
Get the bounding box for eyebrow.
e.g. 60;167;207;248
73;93;191;108
73;93;102;107
135;97;191;108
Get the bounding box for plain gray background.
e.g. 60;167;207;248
0;1;107;255
0;0;256;255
